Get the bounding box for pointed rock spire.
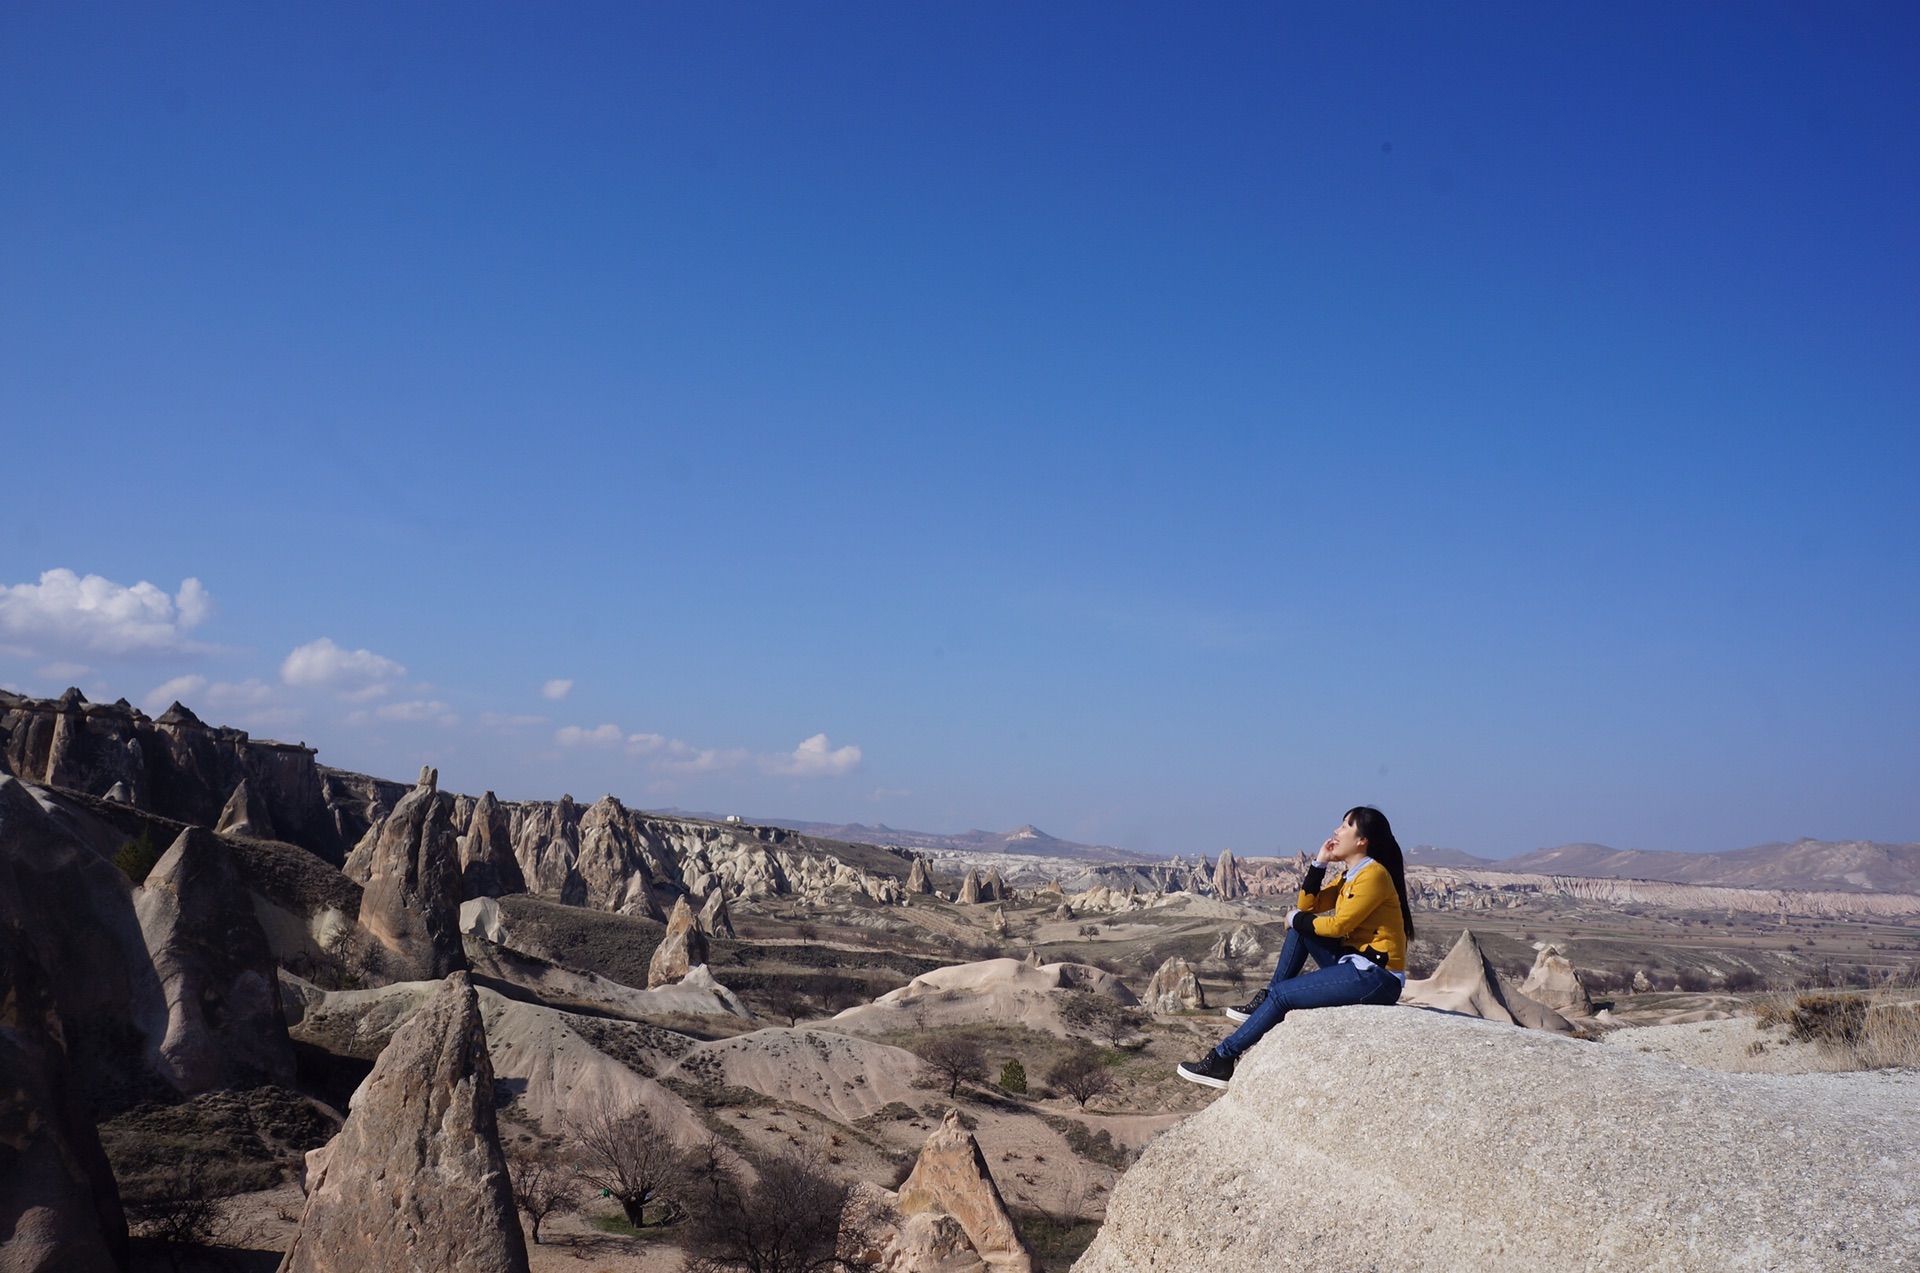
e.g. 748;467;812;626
357;780;466;981
214;777;277;839
959;868;984;905
894;1110;1035;1273
696;889;737;939
906;856;935;894
1401;929;1573;1033
134;827;295;1093
647;895;710;988
280;972;529;1273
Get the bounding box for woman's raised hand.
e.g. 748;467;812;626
1316;836;1338;863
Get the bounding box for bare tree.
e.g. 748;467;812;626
509;1151;581;1245
1046;1049;1115;1110
685;1146;858;1273
121;1159;249;1272
568;1104;687;1227
917;1036;989;1098
764;982;815;1027
1059;991;1143;1048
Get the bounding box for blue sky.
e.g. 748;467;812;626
2;3;1916;857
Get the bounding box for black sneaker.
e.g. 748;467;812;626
1176;1050;1235;1089
1223;988;1268;1024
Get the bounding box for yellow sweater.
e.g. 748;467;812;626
1297;859;1407;973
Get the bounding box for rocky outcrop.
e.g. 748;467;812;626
1401;930;1573;1033
1205;923;1263;963
0;689;344;862
357;768;466;982
845;1110;1035;1273
1143;957;1207;1013
1211;849;1245;900
959;868;984;905
647;895;709;988
281;972;530;1273
0;777;167;1115
134;827;296;1092
991;907;1011;937
214;777;276;839
696;888;736;938
1410;864;1920;922
1075;1005;1920;1273
906;856;935;894
1518;944;1593;1017
980;867;1008;902
458;791;525;900
0;785;130;1271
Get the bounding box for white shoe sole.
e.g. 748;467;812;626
1222;1006;1252;1023
1176;1063;1231;1090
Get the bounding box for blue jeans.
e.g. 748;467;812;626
1214;925;1403;1061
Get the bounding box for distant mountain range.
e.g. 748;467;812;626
1409;839;1920;895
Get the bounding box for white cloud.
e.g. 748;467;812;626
479;712;547;729
280;638;407;700
541;678;574;701
767;733;862;778
0;569;213;657
370;699;459;726
556;723;626;749
143;674;209;714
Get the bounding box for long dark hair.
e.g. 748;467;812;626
1344;806;1414;939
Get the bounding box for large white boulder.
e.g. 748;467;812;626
1076;1005;1920;1272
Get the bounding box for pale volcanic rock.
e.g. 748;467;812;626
894;1110;1035;1273
134;827;296;1092
1205;922;1264;963
1074;1006;1920;1273
832;957;1136;1037
663;1028;924;1123
959;868;984;905
1211;849;1246;900
356;768;466;982
1143;957;1207;1014
213;777;276;839
646;895;709;989
1400;929;1574;1034
1518;944;1594;1017
696;888;736;938
992;906;1011;937
458;791;525;900
574;796;670;918
906;856;935;894
980;867;1008;902
280;972;530;1273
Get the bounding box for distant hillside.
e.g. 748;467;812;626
1478;839;1920;895
1406;845;1498;869
667;814;1154;863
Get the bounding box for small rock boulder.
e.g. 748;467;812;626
279;971;529;1273
1144;957;1207;1014
842;1109;1034;1273
647;895;709;988
959;869;984;905
1206;923;1263;963
906;856;934;894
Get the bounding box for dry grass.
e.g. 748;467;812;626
1753;990;1920;1070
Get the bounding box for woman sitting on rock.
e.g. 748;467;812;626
1178;806;1413;1088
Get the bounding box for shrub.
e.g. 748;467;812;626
998;1059;1027;1094
114;829;164;884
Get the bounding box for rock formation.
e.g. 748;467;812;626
357;768;466;982
1053;902;1073;920
906;855;934;894
1211;848;1246;900
992;906;1011;937
647;895;709;988
959;868;984;905
1518;944;1593;1017
134;827;296;1092
214;777;276;839
1401;929;1573;1033
281;972;530;1273
0;689;344;862
458;791;525;900
1205;922;1264;963
696;888;736;938
1144;957;1207;1013
0;785;131;1270
1076;1005;1920;1273
980;867;1008;902
843;1110;1035;1273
